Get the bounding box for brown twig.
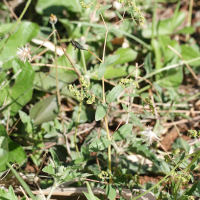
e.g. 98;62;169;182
8;117;21;136
31;63;74;71
167;45;200;83
3;0;19;20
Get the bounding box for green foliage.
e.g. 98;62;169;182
0;22;39;62
106;85;124;103
0;60;35;116
172;138;190;153
142;12;186;38
95;103;108;121
42;148;90;186
0;1;199;199
0;186;24;200
0;125;26;172
89;137;111;152
106;184;117;200
84;182;100;200
36;0;81;15
113;124;133;141
30;95;59;125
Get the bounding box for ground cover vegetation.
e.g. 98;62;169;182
0;0;200;199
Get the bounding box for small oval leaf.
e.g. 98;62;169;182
105;54;120;65
95;103;108;121
98;63;107;80
0;136;9;165
106;85;124;103
113;124;133;141
100;5;112;11
89;138;110;152
30;95;59;125
106;184;117;200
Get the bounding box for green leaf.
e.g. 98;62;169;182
0;23;15;37
87;164;101;175
0;136;9;165
128;140;157;161
44;130;58;138
89;138;111;152
102;65;140;80
42;165;55;175
9;140;27;165
72;105;94;124
106;184;117;200
84;182;99;200
116;11;123;20
100;5;112;11
153;159;171;174
142;12;185;38
172;138;190;153
129;112;142;127
36;0;81;15
181;44;200;67
0;22;39;62
144;52;153;74
123;93;139;98
95;10;100;18
184;181;200;196
106;85;124;103
0;186;18;200
19;110;34;134
151;39;162;80
0;125;8;138
113;48;137;65
50;148;60;168
0;60;35;116
83;192;100;200
158;67;183;89
180;152;185;160
0;125;26;167
159;35;181;64
121;103;128;112
175;26;195;34
34;70;77;92
95;103;108;121
98;63;107;80
105;55;120;65
71;21;151;49
30;95;59;125
113;124;133;141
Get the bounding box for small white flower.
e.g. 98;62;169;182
141;130;160;145
17;44;31;63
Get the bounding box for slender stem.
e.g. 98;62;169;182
46;183;58;200
0;0;32;54
105;115;112;183
74;98;82;157
52;24;66;152
81;50;87;73
101;27;112;182
74;44;88;157
102;31;108;103
6;162;37;200
174;179;182;200
87;49;103;62
127;64;138;121
132;148;200;200
139;57;200;84
151;0;157;41
186;0;193;41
